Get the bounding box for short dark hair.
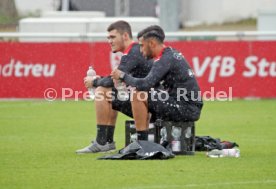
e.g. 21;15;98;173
107;20;133;39
137;25;165;43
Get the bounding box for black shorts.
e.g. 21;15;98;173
111;88;133;118
148;90;202;122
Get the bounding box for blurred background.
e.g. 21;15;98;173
1;0;276;33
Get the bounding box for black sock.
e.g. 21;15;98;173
106;126;115;143
96;125;108;145
137;131;148;140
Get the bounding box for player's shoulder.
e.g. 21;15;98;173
127;43;144;60
163;47;178;55
164;47;185;61
128;43;140;55
158;47;173;61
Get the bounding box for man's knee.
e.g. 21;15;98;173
188;105;203;121
131;90;148;102
95;86;111;93
95;86;112;101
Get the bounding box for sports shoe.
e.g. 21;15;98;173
76;140;116;154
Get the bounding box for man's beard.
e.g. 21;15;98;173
145;49;154;59
146;55;152;60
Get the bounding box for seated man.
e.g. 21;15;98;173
111;25;203;139
76;21;152;153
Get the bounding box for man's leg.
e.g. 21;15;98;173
94;86;117;144
95;86;117;125
131;90;149;140
76;86;117;153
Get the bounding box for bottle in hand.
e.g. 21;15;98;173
86;66;96;100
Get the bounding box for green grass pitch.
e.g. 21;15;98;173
0;100;276;189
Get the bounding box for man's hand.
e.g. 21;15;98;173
83;76;100;88
111;68;122;80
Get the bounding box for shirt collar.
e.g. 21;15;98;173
123;41;136;55
154;46;167;62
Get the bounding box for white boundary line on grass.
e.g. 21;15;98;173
122;180;276;189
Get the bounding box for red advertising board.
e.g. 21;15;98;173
166;41;276;98
0;41;275;99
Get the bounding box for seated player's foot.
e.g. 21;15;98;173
76;140;116;154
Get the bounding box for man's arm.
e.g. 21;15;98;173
93;76;114;88
92;47;143;88
117;52;143;74
119;58;170;91
92;54;143;88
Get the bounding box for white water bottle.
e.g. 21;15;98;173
171;126;182;152
160;126;167;144
206;148;240;158
86;66;96;100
